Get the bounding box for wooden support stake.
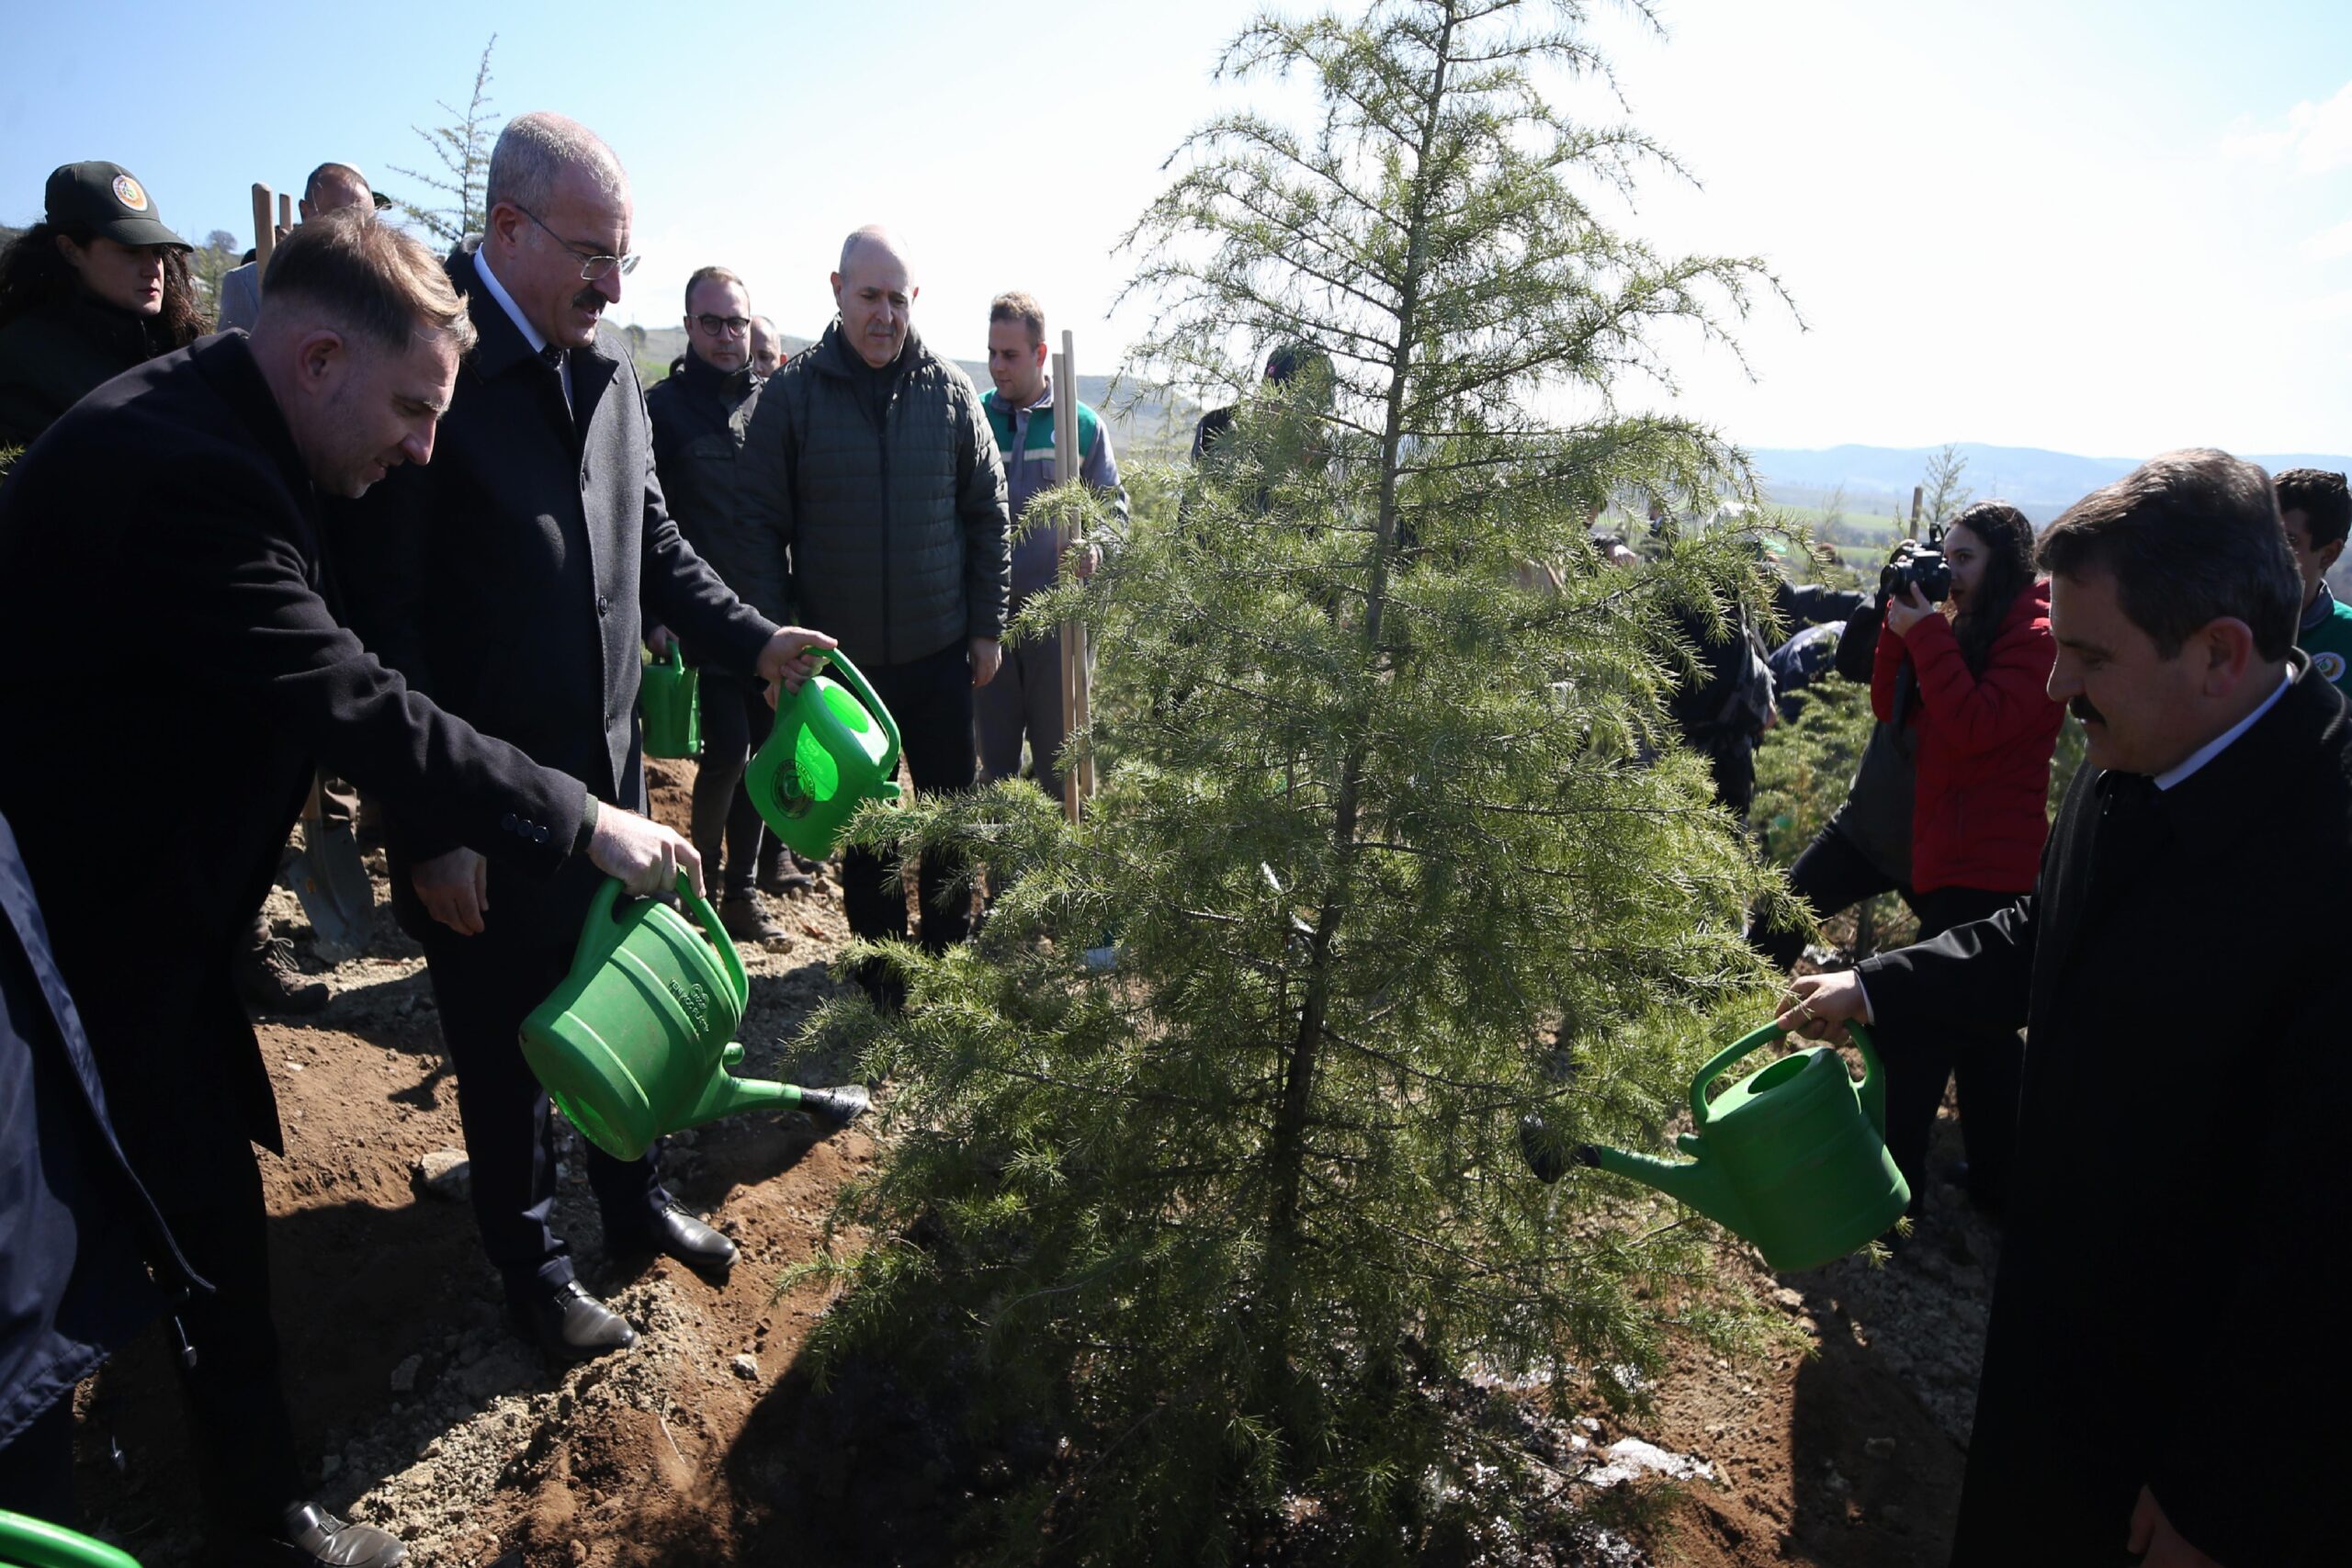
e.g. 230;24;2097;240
1908;484;1924;536
277;192;293;235
1065;331;1094;807
250;184;277;292
1054;344;1082;822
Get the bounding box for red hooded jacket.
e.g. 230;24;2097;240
1871;580;2064;895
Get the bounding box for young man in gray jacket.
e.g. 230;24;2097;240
740;227;1012;1006
977;291;1126;798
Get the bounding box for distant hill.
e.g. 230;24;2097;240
1752;442;2352;525
632;326;1194;458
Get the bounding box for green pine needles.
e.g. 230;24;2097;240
786;2;1803;1559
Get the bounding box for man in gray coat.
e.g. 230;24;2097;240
741;227;1012;1006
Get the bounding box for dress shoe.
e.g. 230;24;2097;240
236;931;330;1014
254;1502;406;1566
610;1201;738;1271
512;1279;637;1361
797;1084;871;1128
719;893;793;948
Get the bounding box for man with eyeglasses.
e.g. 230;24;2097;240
645;266;798;944
328;113;848;1364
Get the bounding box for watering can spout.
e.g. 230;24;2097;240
680;1042;797;1131
1578;1142;1751;1236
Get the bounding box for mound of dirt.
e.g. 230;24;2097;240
58;761;1998;1565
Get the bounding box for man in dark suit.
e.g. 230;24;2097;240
330;112;836;1361
0;212;717;1565
1782;450;2335;1567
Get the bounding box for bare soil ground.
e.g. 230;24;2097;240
61;761;1994;1565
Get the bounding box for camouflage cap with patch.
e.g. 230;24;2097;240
43;161;189;251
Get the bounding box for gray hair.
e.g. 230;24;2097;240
485;112;628;216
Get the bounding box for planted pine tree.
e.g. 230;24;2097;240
791;2;1798;1558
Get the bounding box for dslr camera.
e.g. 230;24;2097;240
1881;525;1952;604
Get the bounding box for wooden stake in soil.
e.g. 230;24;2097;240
250;184;277;291
277;191;293;238
1053;332;1096;820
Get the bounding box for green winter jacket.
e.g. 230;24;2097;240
739;321;1011;668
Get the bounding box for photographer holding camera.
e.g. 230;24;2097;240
1871;502;2064;1222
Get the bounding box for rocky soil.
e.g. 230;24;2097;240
60;761;1997;1566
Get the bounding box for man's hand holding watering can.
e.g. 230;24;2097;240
1776;970;1873;1043
757;626;840;704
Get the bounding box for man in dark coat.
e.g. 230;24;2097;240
645;264;795;944
741;225;1012;1005
329;113;835;1360
0;809;196;1525
0;212;712;1564
1783;449;2336;1566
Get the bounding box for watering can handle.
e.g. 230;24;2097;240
814;649;902;778
673;869;750;1013
569;874;749;1016
1689;1020;1880;1129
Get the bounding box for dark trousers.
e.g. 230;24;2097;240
0;1393;74;1523
153;1142;304;1536
419;925;669;1303
1748;822;1917;971
1706;737;1757;818
1879;884;2025;1217
974;626;1069;798
692;670;775;897
842;641;976;954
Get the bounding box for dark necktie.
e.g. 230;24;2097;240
539;344;571;414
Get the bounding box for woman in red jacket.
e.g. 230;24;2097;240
1872;501;2064;1224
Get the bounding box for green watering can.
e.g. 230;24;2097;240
639;643;701;759
520;874;859;1160
745;650;901;860
0;1511;141;1568
1576;1021;1909;1272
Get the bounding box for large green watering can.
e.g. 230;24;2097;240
639;643;701;760
1576;1021;1909;1272
520;874;861;1160
0;1510;141;1568
746;650;901;859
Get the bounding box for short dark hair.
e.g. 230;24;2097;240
2036;449;2300;661
2275;468;2351;549
258;208;476;355
304;163;370;204
989;291;1046;346
684;265;745;313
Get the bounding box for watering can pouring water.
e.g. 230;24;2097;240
1566;1021;1910;1272
520;872;865;1160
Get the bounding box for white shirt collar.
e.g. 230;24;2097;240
471;246;546;355
2153;664;2297;791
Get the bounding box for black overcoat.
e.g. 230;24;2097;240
1859;665;2346;1565
0;808;198;1449
0;333;592;1192
330;248;774;945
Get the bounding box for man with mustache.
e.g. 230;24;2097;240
1780;450;2335;1566
329;113;839;1362
740;227;1011;1009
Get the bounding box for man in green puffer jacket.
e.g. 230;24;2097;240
740;226;1012;1006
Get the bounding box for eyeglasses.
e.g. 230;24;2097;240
694;313;751;336
512;202;639;283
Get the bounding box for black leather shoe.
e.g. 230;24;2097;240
512;1280;637;1361
797;1084;871;1127
259;1503;407;1566
610;1201;738;1272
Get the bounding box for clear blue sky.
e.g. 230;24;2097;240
6;0;2349;458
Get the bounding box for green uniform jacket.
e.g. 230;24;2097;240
2296;587;2352;693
